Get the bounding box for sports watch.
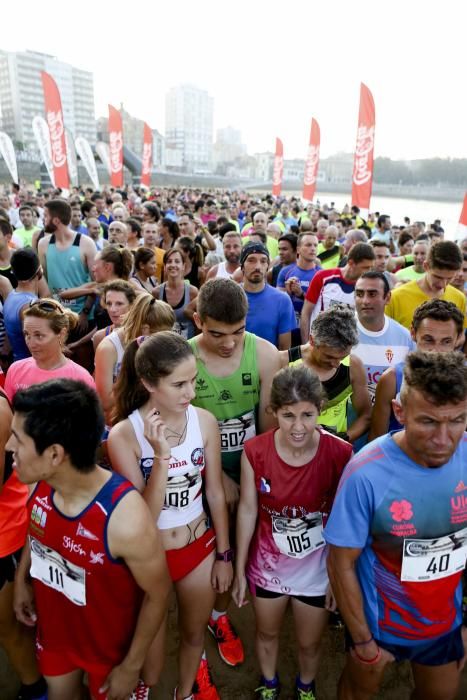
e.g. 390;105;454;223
216;549;234;562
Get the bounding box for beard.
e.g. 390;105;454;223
44;222;57;233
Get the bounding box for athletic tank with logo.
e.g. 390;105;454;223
28;473;142;669
189;331;260;483
245;428;352;595
128;404;205;530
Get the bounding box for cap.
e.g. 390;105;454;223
240;242;270;267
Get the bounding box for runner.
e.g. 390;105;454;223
385;241;466;329
325;351;467;700
300;242;375;342
206;232;242;280
4;299;94;401
394;239;430;282
283;306;371;443
11;379;170;700
92;281;137;351
277;232;322;345
369;299;464;440
154;249;198;339
108;332;232;700
3;249;42;361
241;243;296;350
0;386;47;700
131;248;158;294
189;278;280;669
94;294;174;422
352;271;415;405
233;365;353;700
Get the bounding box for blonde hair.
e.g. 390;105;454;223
121;293;175;346
23;298;79;339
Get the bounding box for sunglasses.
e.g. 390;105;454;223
29;299;65;314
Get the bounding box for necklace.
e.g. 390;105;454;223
164;414;189;446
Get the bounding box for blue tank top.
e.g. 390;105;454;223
3;290;37;360
46;233;91;314
159;281;195;339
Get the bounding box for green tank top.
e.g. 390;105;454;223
289;351;352;433
189;331;260;483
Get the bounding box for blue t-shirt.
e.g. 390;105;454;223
244;284;296;347
277;263;322;316
325;433;467;645
3;290;37;360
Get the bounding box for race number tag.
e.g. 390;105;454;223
272;513;325;559
164;468;201;510
368;383;376;405
30;537;86;606
219;411;256;453
401;526;467;582
173;321;188;340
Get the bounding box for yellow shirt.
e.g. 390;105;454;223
148;246;165;283
385;279;467;329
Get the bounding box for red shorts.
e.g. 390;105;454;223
165;527;216;582
37;644;110;699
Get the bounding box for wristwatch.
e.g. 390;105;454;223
216;549;234;562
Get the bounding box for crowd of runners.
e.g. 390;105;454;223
0;183;466;700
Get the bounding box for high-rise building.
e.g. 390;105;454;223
165;84;213;173
0;50;96;151
213;126;246;171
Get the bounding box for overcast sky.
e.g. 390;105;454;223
3;0;466;161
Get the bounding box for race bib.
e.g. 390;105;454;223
30;537;86;606
164;468;201;510
401;526;467;582
368;383;376;405
219;411;256;453
272;513;325;559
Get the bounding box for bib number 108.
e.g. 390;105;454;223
164;490;189;509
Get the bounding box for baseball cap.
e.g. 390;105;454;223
240;242;270;267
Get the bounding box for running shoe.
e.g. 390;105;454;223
295;686;316;700
174;689;194;700
254;681;280;699
208;614;244;666
192;658;220;700
130;679;150;700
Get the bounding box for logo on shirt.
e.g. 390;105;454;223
191;448;205;467
385;348;394;364
390;500;413;522
36;495;51;511
242;373;252;386
260;477;271;493
196;378;207;391
30;504;47;531
218;389;233;402
89;551;104;565
389;499;417;537
76;522;98;541
63;536;86;556
455;481;467;493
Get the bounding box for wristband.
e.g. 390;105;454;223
154;454;171;460
354;646;381;665
353;635;374;647
216;548;234;562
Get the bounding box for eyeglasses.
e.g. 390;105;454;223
29;299;65;314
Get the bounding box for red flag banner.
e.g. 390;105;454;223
456;192;467;239
302;119;320;202
351;83;375;212
41;71;69;189
272;138;283;197
141;122;153;187
108;105;123;188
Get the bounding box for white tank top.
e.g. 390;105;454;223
107;330;125;382
128;404;205;530
216;261;232;279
